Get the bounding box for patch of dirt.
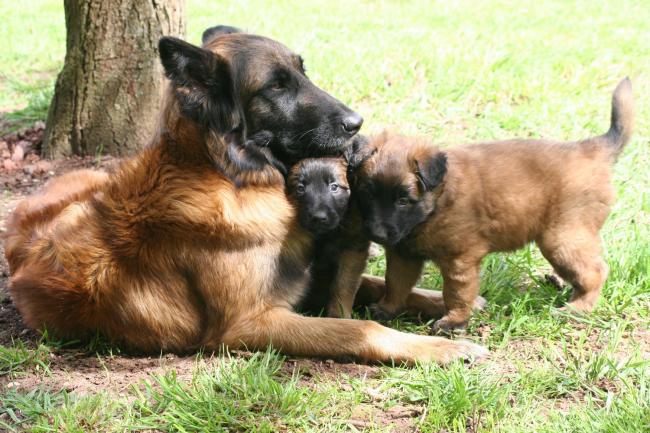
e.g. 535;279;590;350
348;402;422;433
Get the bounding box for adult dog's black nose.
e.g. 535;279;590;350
341;113;363;135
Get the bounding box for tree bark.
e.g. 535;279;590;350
43;0;185;157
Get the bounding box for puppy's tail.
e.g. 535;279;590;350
600;77;634;160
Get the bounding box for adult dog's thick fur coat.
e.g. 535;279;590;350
4;28;486;363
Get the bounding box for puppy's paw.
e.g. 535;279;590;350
545;273;565;290
245;130;273;147
431;316;468;335
472;295;487;311
559;301;595;314
550;305;589;321
326;301;352;319
368;303;400;321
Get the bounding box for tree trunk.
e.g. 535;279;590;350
43;0;185;157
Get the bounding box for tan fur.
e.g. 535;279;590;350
359;79;634;330
4;37;486;363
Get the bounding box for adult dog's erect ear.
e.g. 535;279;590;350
202;25;242;45
415;152;448;191
159;37;218;88
158;37;240;133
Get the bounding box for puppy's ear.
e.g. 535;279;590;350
343;135;375;172
159;37;240;133
202;25;242;45
415;152;447;190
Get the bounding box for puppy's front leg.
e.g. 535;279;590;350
370;248;424;320
433;255;482;333
327;248;370;318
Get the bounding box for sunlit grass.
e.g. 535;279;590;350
1;0;648;431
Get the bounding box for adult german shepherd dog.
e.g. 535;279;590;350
4;26;487;364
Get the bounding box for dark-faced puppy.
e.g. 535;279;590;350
356;79;634;332
289;158;352;235
286;138;371;318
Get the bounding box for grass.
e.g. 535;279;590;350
1;0;649;431
0;340;50;377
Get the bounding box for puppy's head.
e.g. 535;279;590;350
355;132;447;246
288;158;351;235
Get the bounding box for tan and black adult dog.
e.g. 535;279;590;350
354;79;633;332
4;26;487;363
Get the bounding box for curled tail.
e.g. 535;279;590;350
603;77;634;159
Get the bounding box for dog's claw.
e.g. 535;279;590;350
455;340;489;364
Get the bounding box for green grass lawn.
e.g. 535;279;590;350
1;0;649;431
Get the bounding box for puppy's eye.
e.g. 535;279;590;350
396;197;409;206
329;183;340;192
295;184;305;195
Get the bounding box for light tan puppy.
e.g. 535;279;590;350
354;79;633;332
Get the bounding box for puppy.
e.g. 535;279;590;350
287;143;371;318
355;79;634;332
286;140;475;320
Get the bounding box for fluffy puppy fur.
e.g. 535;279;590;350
355;79;634;332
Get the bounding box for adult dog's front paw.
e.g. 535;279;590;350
412;337;488;364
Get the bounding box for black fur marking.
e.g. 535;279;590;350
224;130;287;183
415;152;448;191
158;37;241;135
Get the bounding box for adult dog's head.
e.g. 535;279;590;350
158;25;363;174
355;132;447;246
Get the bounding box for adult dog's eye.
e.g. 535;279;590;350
269;81;287;91
329;183;340;192
295;184;305;195
396;197;409;206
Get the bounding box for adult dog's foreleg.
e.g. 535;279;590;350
222;307;487;364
